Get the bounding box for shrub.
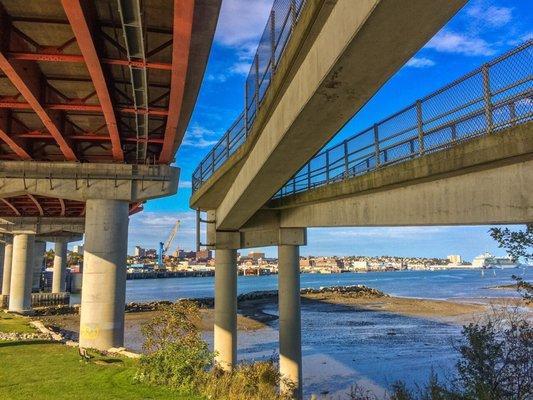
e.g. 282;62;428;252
135;301;213;393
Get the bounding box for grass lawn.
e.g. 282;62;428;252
0;313;36;334
0;341;204;400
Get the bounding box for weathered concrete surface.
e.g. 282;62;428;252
1;239;12;295
52;241;67;294
0;217;84;235
0;162;179;202
214;248;238;371
213;0;466;230
277;160;532;227
278;245;303;399
31;240;46;292
79;199;129;350
270;122;533;210
8;233;34;314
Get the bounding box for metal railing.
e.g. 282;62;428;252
192;0;307;193
275;40;533;199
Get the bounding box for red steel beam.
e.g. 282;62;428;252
61;0;124;162
0;100;169;116
7;52;172;71
0;110;32;160
15;131;164;144
0;54;78;161
0;198;21;216
159;0;194;163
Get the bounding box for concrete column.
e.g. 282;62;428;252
0;242;4;293
9;233;35;314
52;241;68;293
214;248;238;371
1;240;13;296
32;240;46;292
278;245;302;399
79;199;129;350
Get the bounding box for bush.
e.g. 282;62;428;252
202;359;291;400
135;301;213;393
136;301;287;399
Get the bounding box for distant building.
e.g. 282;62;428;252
72;245;83;254
134;246;145;257
447;255;462;264
249;252;265;260
196;250;212;262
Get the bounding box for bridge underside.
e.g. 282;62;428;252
228;122;533;249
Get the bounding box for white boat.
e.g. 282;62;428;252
472;252;519;269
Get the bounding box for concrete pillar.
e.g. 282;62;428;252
32;240;46;292
214;248;238;371
8;233;35;314
0;242;4;293
79;199;129;350
278;245;302;399
1;239;13;296
52;241;68;293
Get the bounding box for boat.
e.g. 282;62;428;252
472;252;519;269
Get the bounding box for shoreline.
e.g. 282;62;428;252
36;285;527;351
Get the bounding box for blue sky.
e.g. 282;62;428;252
122;0;532;261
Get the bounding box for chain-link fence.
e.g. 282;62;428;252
276;40;533;198
192;0;307;193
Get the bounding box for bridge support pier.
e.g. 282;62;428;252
79;199;129;350
278;244;302;399
1;239;13;296
0;241;4;292
52;241;68;294
9;233;35;314
32;240;46;292
214;248;238;371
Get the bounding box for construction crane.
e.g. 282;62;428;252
158;220;180;267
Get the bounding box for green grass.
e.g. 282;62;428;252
0;313;36;334
0;341;204;400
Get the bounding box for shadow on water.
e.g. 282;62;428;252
233;295;463;398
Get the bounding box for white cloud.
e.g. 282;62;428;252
230;61;252;76
179;180;192;189
215;0;272;47
405;57;435;68
206;73;228;83
426;30;495;56
466;4;512;28
214;0;273;77
182;124;219;148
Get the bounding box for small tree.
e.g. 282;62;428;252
135;301;214;392
455;311;532;400
489;224;533;303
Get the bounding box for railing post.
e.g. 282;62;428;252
270;10;276;73
255;55;260;112
290;0;297;29
343;141;349;177
510;102;516;126
373;124;380;167
211;150;215;174
244;82;249;134
325;151;330;183
416;100;424;155
451;125;457;141
226;133;230;159
307;163;311;190
482;64;492;133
